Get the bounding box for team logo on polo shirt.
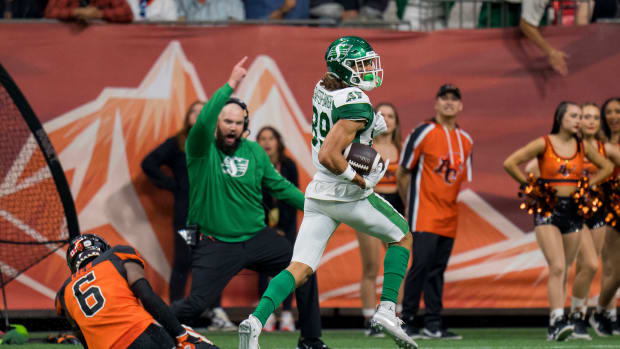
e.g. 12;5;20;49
221;156;249;177
434;154;463;184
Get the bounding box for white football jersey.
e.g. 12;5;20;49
305;81;379;202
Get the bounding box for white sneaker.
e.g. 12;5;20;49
263;314;276;332
209;307;237;332
370;306;418;349
239;315;262;349
279;311;296;332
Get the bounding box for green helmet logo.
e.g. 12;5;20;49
325;36;383;91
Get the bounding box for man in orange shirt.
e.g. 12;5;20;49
56;234;217;349
396;84;473;340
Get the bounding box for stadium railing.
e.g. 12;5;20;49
4;0;615;32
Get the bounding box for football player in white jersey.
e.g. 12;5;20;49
239;36;417;349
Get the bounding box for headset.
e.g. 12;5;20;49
225;97;250;132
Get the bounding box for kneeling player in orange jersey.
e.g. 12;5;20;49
56;234;218;349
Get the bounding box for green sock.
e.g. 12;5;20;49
252;269;296;326
380;244;410;303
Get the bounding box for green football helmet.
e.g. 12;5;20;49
325;36;383;91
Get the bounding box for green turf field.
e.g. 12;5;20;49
7;329;620;348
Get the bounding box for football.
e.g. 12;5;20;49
343;143;383;177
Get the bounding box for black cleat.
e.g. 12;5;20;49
547;315;573;341
422;327;463;340
297;337;329;349
611;314;620;336
589;311;612;337
569;311;591;340
402;323;424;340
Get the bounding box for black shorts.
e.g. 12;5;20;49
534;197;584;235
376;192;404;215
585;208;607;230
128;323;174;349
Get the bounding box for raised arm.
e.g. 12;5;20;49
186;57;247;158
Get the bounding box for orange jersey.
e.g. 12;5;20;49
537;135;585;186
375;153;399;192
400;119;473;238
582;140;606;178
55;246;155;349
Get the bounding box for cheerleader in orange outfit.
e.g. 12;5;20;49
569;102;620;339
504;101;613;341
356;102;405;336
590;97;620;336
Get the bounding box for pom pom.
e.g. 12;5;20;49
602;179;620;227
573;177;604;219
518;173;556;217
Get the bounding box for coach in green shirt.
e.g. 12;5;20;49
170;58;327;349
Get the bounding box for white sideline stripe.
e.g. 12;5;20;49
318;240;359;268
0;262;56;299
457;188;524;239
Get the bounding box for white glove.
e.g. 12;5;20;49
372;111;388;136
364;159;389;190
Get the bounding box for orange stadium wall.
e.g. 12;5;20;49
1;23;619;311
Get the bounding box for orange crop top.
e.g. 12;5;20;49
537;135;585;186
375;153;399;192
582;140;606;178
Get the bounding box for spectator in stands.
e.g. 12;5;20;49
126;0;177;21
519;0;569;76
400;0;446;31
45;0;133;22
244;0;309;19
177;0;244;21
2;0;48;18
575;0;595;24
310;0;388;20
256;126;305;332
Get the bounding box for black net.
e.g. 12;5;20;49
0;65;79;285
